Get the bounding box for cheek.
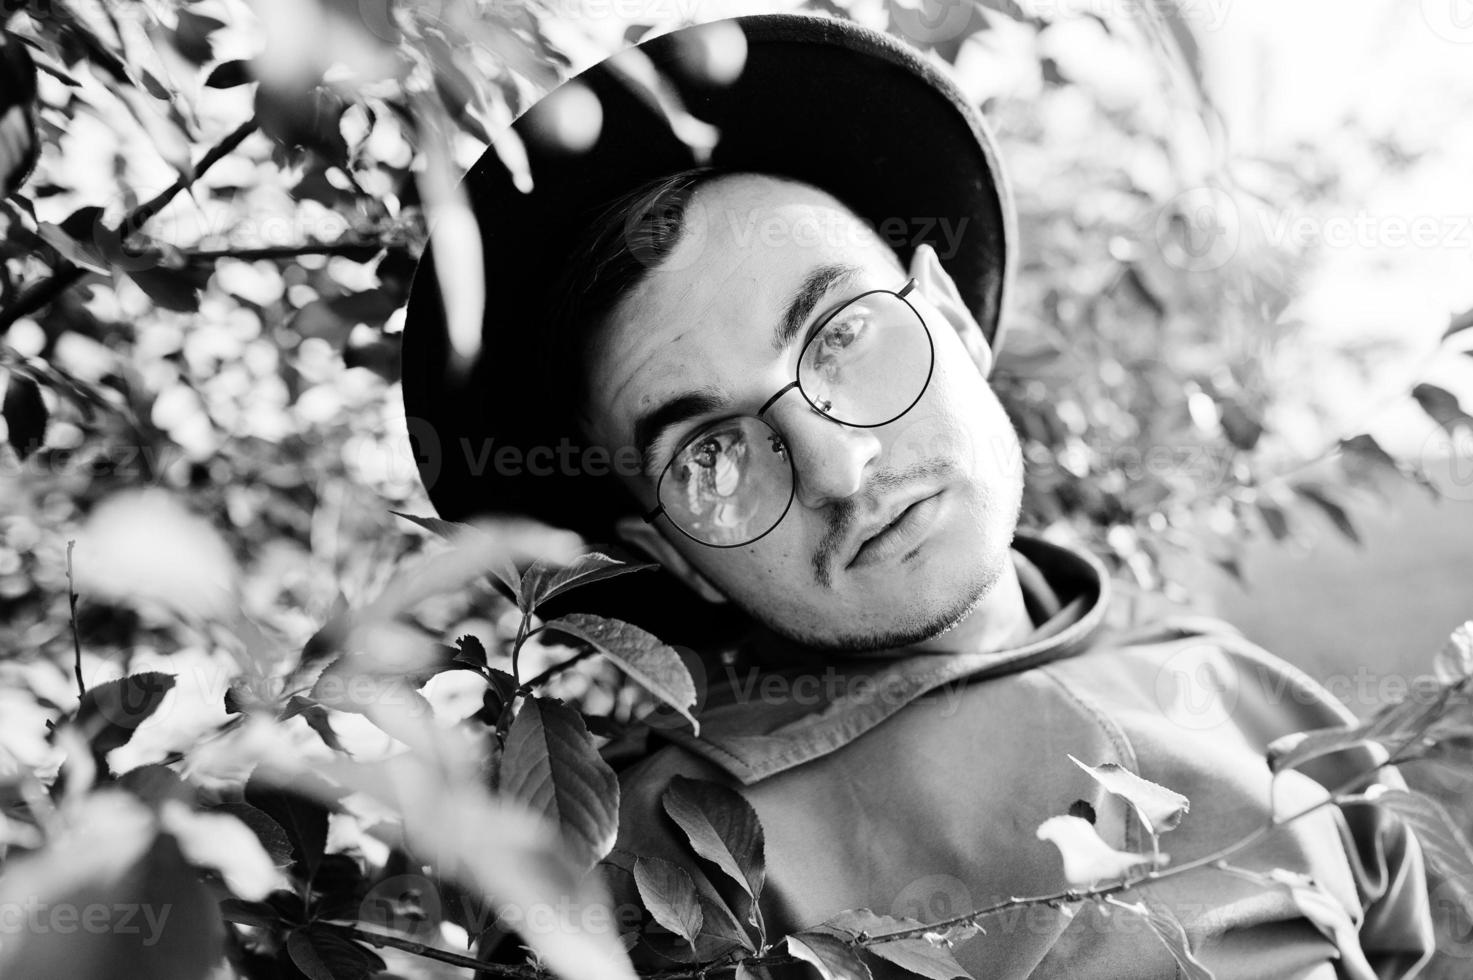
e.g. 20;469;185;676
884;352;1008;475
687;530;808;599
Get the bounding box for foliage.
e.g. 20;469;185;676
2;1;1473;979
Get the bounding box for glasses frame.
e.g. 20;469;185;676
643;276;934;549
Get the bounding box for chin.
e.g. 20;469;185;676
763;549;1009;655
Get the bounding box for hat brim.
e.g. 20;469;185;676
399;12;1013;643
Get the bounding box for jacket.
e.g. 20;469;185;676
605;534;1436;979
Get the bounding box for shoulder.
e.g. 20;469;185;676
609;742;739;871
1081;612;1359;741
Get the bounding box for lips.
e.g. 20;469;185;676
846;490;944;570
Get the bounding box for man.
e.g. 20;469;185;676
400;13;1436;978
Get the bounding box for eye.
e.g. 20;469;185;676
820;312;868;351
692;435;723;468
672;424;747;484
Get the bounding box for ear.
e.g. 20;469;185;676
908;242;994;378
613;515;729;605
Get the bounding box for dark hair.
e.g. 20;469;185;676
542;165;732;416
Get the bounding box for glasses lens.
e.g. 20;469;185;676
658;416;794;547
799;290;932;426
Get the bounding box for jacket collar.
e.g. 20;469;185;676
654;534;1111;784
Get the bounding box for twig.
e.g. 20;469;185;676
64;539;84;698
0;119;258;332
516;645;597;697
861;694;1458;949
180;241;389;263
124;120;257;234
0;264;88;334
327;923;533;977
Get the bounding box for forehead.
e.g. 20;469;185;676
585;174;902;439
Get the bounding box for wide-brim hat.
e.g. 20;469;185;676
399;12;1014;643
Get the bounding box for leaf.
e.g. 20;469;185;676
694;889;756;955
139;68;172;101
1434;622;1473;684
818;909;972;979
210;802;294;867
0;35;38;197
173;9;225;65
280;694;347;752
219;898;277;928
1267;727;1389;774
161;801;285;901
1069;756;1190;835
328;288;402;328
281;720;638;980
117;764;192;809
1443;306;1473;341
125;267;207;313
0;791;224;979
1372;789;1473;901
454;634;488;669
205;59;252;89
633;857;704;950
1217;398;1264;451
73;671;177;764
74;488;240;621
1413;383;1473;435
482;667;519;717
1105;898;1214;980
244;774;336;879
287;926;385;980
787;931;873;980
1267;681;1449;774
38;211;108;271
418;122;485;363
500;697;620;874
1034;815;1162;887
1267;869;1358;950
3;373;47;460
1255;500;1290;541
1338;434;1402;483
519;553;658;612
543;614;698;731
1293;484;1361;545
660;776;764;924
387;511;522;604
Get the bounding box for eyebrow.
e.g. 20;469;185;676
771;262;864;352
632;262;866;478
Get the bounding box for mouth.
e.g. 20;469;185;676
846;490;945;570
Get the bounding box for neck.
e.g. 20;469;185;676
910;556;1034;654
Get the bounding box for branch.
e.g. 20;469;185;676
0;264;87;334
0;119;258;332
860;686;1464;949
180;241;388;263
65;540;84;698
124;120;257;234
516;645;597;697
326;922;538;978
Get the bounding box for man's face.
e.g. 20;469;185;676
583;174;1024;652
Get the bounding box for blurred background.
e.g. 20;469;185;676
2;1;1473;977
1;0;1471;767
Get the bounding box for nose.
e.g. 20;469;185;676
767;394;882;509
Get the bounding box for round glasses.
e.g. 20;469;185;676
643;278;935;548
